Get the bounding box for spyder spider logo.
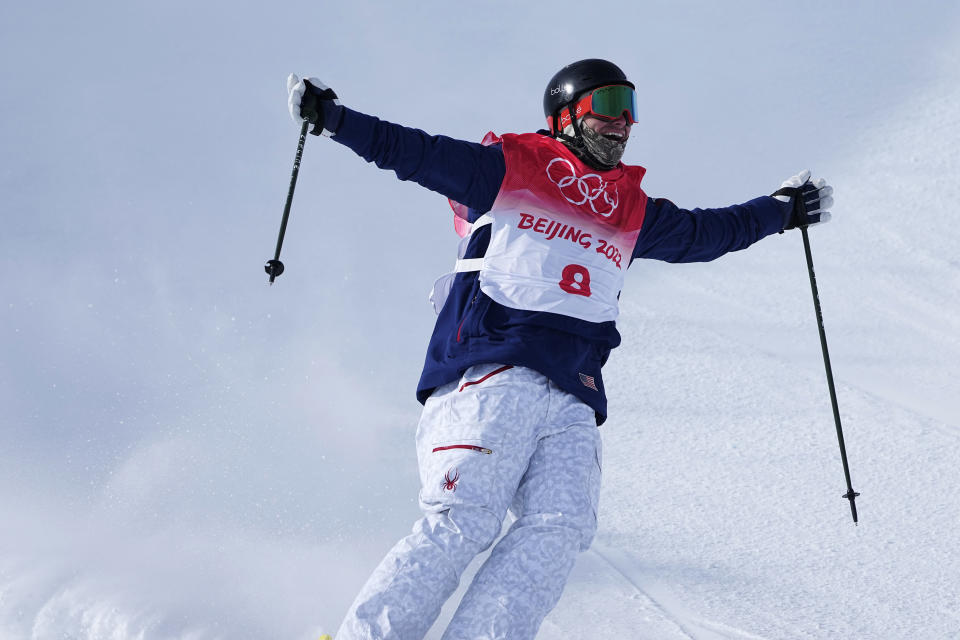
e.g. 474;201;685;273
442;468;460;492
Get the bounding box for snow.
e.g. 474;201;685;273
2;2;959;639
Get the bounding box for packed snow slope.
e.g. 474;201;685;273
2;2;959;639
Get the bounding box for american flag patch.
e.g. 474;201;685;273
579;373;598;391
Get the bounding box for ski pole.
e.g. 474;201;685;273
799;225;860;524
265;119;310;284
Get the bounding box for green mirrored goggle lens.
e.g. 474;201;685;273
588;85;638;122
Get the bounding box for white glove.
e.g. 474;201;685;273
773;169;834;229
286;73;341;137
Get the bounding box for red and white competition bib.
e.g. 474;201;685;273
475;133;647;323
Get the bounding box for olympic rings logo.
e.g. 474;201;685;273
546;157;619;217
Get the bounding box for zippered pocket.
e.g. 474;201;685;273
458;364;513;392
432;444;494;454
420;438;500;508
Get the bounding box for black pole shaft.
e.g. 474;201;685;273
267;119;310;284
800;225;860;523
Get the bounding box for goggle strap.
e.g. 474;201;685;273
569;105;583;137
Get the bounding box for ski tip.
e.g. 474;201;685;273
318;635;332;640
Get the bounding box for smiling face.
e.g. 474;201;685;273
580;113;631;145
557;105;633;170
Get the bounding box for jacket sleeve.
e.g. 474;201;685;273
632;195;790;263
329;107;506;213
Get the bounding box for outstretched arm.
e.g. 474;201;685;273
333;108;505;212
633;171;834;263
288;74;505;213
633;195;788;263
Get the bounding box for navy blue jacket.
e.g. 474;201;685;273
330;107;788;423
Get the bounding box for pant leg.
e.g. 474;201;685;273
336;366;550;640
442;386;601;640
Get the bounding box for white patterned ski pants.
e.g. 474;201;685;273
335;364;602;640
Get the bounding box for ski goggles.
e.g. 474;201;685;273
556;84;639;130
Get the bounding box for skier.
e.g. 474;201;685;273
286;59;833;640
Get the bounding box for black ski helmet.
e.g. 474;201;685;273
543;58;634;135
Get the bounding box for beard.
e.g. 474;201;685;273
579;123;627;169
560;121;627;171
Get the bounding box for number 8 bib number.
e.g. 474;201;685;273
559;264;591;297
